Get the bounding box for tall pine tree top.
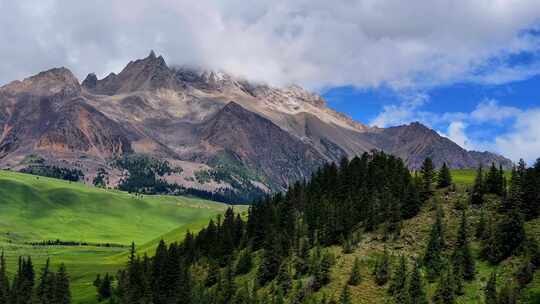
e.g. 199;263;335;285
437;163;452;189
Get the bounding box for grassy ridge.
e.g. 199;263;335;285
0;170;241;303
451;169;511;186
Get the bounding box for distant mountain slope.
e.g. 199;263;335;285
0;51;512;200
361;122;512;169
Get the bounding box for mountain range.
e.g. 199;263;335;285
0;51;512;200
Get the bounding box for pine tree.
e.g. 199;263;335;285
433;266;456;304
402;180;422;219
221;261;236;302
97;273;112;302
485;163;502;195
54;263;71;304
151;239;168;304
314;251;333;290
374;250;390;286
36;258;56;304
339;285;351;304
276;261;292;294
0;252;9;304
93;274;101;289
257;240;282;286
347;257;362;286
485;272;497;304
235;248;253;276
423;204;445;280
205;260;220;287
408;259;428;304
388;255;408;303
497;281;517;304
475;210;487;240
471;166;485;205
15;256;35;304
503;167;523;213
492;209;526;263
515;260;535;288
437;163;452;189
420;157;435;201
452;210;475;281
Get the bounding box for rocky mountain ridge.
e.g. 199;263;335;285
0;51;512;200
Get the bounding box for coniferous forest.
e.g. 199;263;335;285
85;151;540;304
2;152;539;303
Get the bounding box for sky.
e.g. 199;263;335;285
1;0;540;162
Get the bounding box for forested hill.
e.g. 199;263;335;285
6;152;537;303
95;151;540;303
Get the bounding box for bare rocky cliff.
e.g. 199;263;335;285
0;51;513;199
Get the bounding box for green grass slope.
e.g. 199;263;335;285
0;170;244;303
307;175;539;303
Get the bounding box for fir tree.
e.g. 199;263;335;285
97;273;112;302
471;166;485;205
313;251;333;290
339;285;351;304
93;274;101;289
388;255;408;303
515;261;535;288
221;261;236;302
402;180;422;219
0;252;9;304
36;258;56;304
257;238;282;286
423;204;445;280
235;248;253;276
347;257;362;286
497;282;517;304
437;163;452;189
485;163;503;195
475;210;487;240
492;209;526;263
452;210;475;281
503;167;523;213
485;272;497;304
433;266;456;304
54;263;71;304
408;260;428;304
374;250;390;286
420;157;435;201
205;260;220;287
276;261;292;294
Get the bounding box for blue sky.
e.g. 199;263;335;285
322;57;540;163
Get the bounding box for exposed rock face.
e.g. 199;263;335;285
359;122;512;169
36;100;133;157
0;52;513;198
198;102;325;188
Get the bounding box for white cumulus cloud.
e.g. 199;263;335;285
1;0;540;89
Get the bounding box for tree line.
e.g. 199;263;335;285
96;153;540;303
0;254;71;304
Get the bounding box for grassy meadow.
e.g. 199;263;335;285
0;170;245;303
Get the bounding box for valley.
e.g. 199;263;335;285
0;170;246;303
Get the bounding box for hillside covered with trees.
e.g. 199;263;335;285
88;151;540;304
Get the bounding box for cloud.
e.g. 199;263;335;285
369;91;429;127
1;0;540;89
444;121;473;150
470;99;522;123
494;109;540;163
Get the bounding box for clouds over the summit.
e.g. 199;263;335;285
1;0;540;89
